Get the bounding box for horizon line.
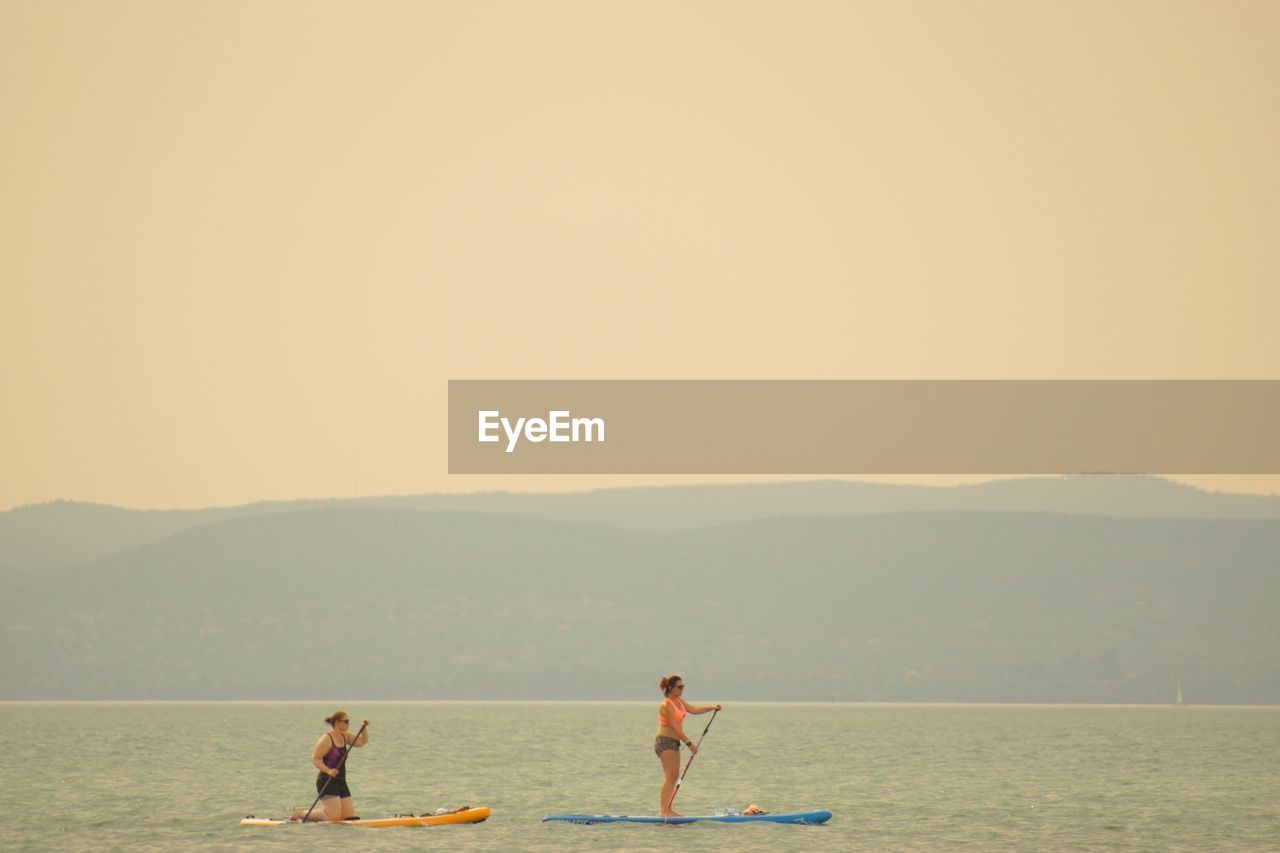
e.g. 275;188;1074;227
2;698;1277;710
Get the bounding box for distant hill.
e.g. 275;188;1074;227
4;476;1280;571
2;507;1276;704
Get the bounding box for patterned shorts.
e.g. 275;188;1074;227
654;736;681;756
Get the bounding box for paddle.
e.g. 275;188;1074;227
301;720;368;822
665;708;718;815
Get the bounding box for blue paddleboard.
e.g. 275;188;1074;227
542;809;832;825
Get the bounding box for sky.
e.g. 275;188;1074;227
2;1;1278;511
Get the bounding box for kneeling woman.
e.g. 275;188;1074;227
300;711;370;821
655;675;720;817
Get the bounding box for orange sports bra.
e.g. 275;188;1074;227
658;699;686;727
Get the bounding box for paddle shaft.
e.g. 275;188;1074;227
665;708;718;813
302;721;368;822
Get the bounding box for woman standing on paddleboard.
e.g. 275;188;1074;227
299;711;370;821
656;675;720;817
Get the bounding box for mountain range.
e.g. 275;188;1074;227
2;477;1277;703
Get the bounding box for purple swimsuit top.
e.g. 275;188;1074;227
323;733;344;769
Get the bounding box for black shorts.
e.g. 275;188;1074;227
316;773;352;799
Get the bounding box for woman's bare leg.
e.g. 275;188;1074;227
291;797;341;821
339;796;357;819
658;748;682;816
322;796;345;820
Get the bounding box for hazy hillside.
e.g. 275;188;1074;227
4;476;1280;570
3;507;1276;704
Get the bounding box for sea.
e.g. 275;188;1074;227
7;701;1278;851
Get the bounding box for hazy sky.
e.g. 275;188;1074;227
3;1;1278;510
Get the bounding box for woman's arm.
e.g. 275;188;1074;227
348;720;370;748
679;697;722;715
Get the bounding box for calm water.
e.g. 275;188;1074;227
7;702;1279;851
